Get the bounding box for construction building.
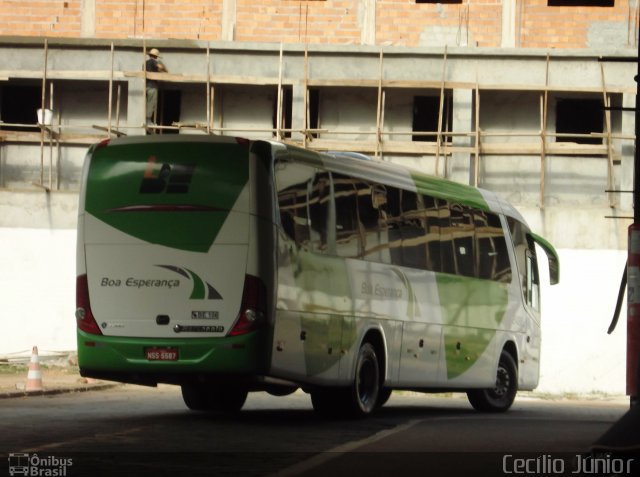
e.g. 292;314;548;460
0;0;637;394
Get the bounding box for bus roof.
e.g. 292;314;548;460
87;135;526;224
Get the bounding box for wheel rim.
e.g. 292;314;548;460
492;365;511;398
356;348;379;412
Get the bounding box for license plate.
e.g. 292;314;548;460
145;347;179;361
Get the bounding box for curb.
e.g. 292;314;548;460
0;382;120;399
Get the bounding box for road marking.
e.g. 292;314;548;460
269;418;425;477
20;427;147;453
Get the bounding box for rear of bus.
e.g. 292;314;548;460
75;136;271;395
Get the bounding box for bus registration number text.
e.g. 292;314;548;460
145;347;179;361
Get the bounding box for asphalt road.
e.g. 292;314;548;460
0;385;631;477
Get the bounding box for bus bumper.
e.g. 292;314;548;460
77;329;268;386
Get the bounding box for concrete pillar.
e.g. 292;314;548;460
128;78;147;135
222;0;237;42
81;0;96;38
291;83;306;143
501;0;516;48
360;0;376;46
449;88;473;185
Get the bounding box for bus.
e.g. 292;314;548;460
76;135;559;417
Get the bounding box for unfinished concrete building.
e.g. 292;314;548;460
0;0;637;394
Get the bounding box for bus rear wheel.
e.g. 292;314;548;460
467;350;518;413
348;341;381;417
181;383;248;413
310;341;381;418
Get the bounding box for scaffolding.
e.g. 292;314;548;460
0;40;635;208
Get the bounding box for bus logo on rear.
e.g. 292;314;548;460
156;265;222;300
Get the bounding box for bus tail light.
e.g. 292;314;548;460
76;274;102;335
229;274;266;336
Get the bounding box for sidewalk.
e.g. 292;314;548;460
0;357;118;399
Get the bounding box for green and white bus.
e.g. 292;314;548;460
76;135;559;417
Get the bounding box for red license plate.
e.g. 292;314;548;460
145;347;179;361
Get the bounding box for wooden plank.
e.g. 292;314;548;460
2;70;126;80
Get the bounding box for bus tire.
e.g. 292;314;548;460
347;341;381;417
376;387;392;409
467;350;518;413
181;384;210;411
209;386;248;413
181;384;248;413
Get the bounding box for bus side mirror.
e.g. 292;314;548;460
530;232;560;285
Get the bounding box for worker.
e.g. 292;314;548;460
145;48;168;127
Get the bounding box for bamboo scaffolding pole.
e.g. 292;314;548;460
116;84;122;133
380;90;386;161
142;40;147;128
108;42;114;135
474;82;480;187
600;61;616;208
206;44;211;134
540;54;550;209
210;85;215;135
39;39;48;187
444;93;451;179
303;44;309;147
375;48;384;159
435;46;447;176
48;81;54;190
276;43;284;141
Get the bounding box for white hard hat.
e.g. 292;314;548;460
149;48;161;58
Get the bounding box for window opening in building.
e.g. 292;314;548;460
158;90;181;134
273;87;292;138
555;98;603;145
412;94;453;142
0;84;41;132
548;1;613;6
308;89;320;138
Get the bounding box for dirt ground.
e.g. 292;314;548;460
0;356;115;397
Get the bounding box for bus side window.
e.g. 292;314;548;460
525;237;540;310
308;173;331;253
439;199;455;275
475;210;512;283
423;195;442;273
385;187;403;266
508;217;539;309
334;174;360;258
276;161;332;251
450;203;475;278
399;190;427;270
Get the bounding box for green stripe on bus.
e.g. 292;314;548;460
411;172;489;210
435;273;509;379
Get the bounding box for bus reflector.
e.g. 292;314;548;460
76;274;102;335
229;275;266;336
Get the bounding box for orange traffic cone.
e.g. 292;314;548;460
25;346;44;392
